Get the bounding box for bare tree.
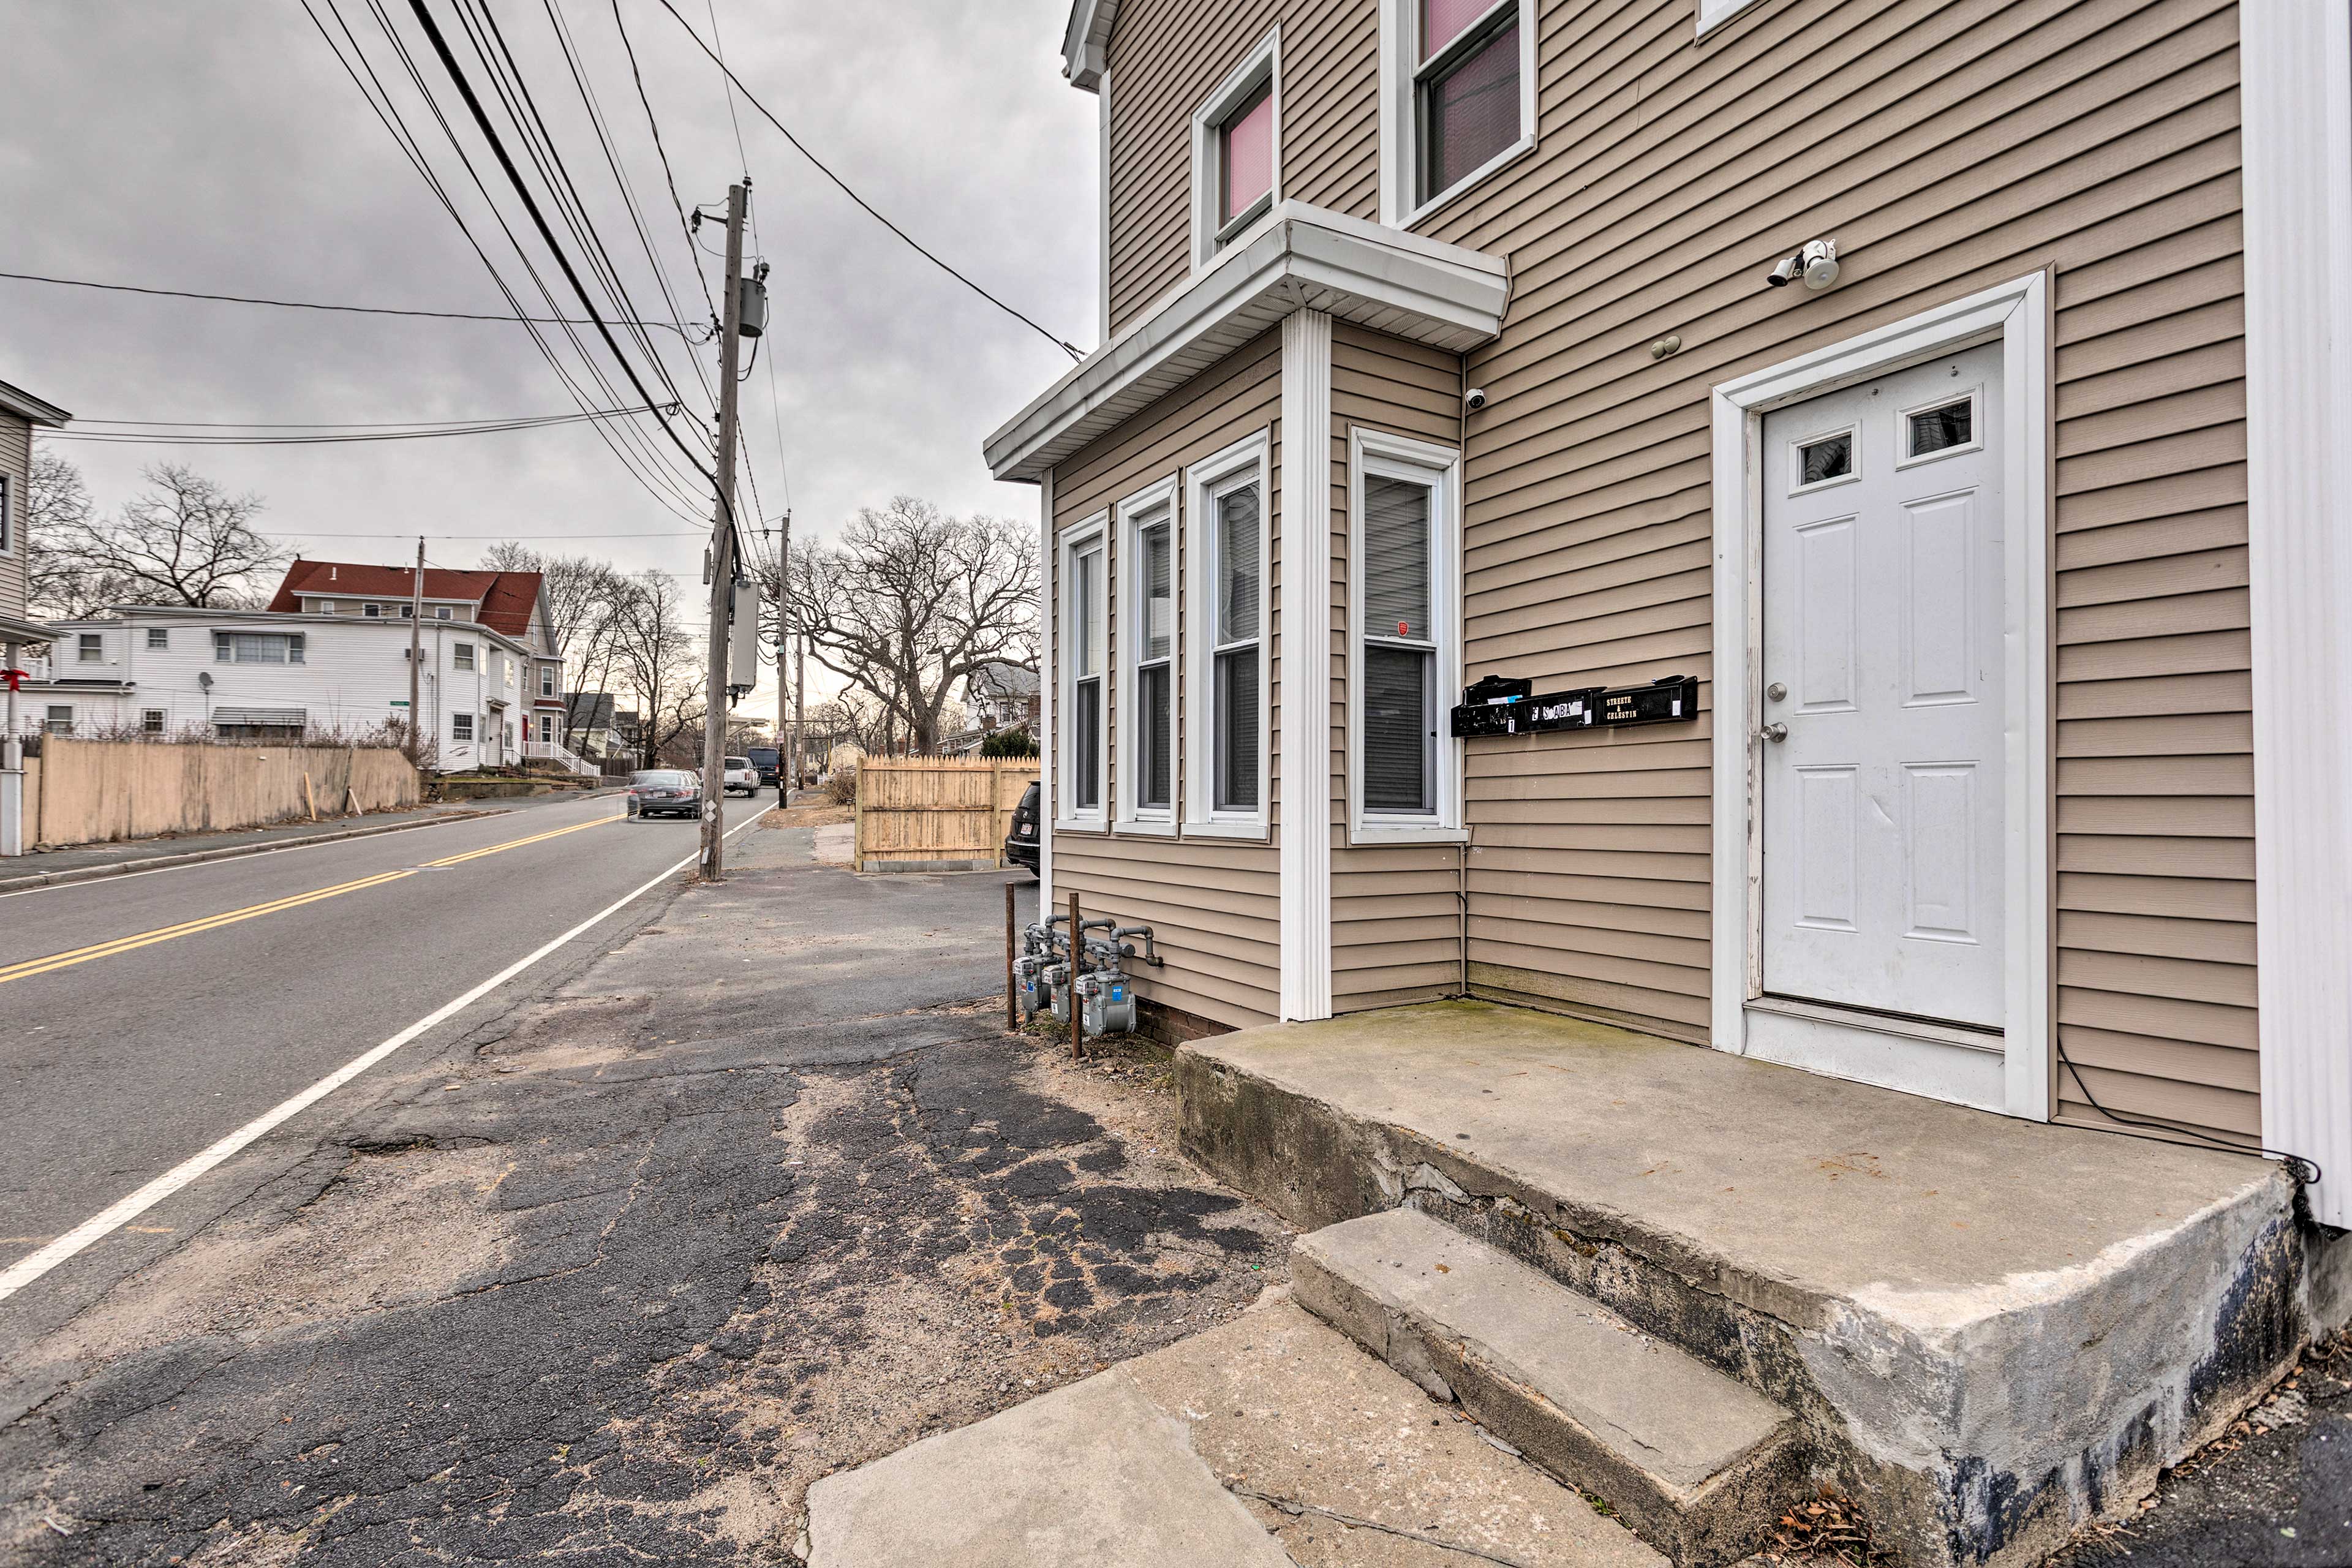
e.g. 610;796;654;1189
478;543;630;748
762;497;1037;755
42;463;286;608
25;451;110;617
603;569;699;768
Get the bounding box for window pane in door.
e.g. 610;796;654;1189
1365;645;1434;813
1139;663;1172;809
1218;484;1261;642
1422;0;1493;57
1220;83;1274;224
1364;475;1432;640
1215;649;1259;811
1908;399;1973;456
1424;18;1519;198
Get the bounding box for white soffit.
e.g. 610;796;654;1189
1063;0;1116;91
984;202;1506;483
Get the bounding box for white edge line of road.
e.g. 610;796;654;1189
0;812;767;1306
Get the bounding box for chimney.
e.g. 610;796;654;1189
329;565;337;581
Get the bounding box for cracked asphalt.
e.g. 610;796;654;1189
0;813;1292;1564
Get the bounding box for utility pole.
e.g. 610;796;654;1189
699;180;748;880
408;537;424;766
790;512;799;809
794;635;807;791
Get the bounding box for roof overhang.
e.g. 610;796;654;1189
984;202;1507;483
0;611;62;646
1061;0;1115;91
0;378;70;428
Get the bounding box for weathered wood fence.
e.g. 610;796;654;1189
20;739;421;848
853;756;1038;873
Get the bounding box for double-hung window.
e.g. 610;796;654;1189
1349;428;1463;840
1185;432;1270;835
1116;479;1178;830
1058;516;1110;826
213;631;305;665
453;641;477;672
77;633;103;663
1381;0;1537;224
1189;31;1280;270
146;627;169;649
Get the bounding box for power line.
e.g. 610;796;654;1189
300;0;712;526
71;404;665;429
266;528;706;540
51;404;679;447
652;0;1084;361
0;267;706;333
609;0;718;326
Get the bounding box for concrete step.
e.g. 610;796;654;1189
806;1298;1668;1567
1295;1207;1803;1567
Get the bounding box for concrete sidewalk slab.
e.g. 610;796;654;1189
804;1371;1291;1568
1180;1001;2313;1567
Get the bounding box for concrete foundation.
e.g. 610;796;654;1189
1179;1001;2325;1567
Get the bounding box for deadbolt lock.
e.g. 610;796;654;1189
1766;681;1787;701
1762;722;1789;743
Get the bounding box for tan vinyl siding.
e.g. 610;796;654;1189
1364;0;2255;1141
1102;0;1380;337
1052;330;1284;1030
0;413;29;620
1329;323;1464;1010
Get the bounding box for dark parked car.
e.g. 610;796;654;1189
1005;781;1040;877
625;769;703;820
747;745;781;787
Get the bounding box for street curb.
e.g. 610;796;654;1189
0;809;512;893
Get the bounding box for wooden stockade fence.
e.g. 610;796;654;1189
19;738;423;849
853;756;1038;873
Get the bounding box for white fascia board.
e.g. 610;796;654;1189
984;202;1505;482
0;377;71;428
1063;0;1116;91
0;612;64;645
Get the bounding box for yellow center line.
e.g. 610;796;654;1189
0;813;623;987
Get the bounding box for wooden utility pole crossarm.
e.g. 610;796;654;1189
699;180;748;880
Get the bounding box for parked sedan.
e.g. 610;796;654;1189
1005;782;1041;878
721;756;761;796
626;769;703;820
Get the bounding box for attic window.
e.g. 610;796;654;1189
1191;29;1281;269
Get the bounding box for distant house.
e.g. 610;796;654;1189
20;560;577;774
565;692;626;762
962;661;1040;735
1;375;71;857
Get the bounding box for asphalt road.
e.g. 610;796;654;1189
0;789;767;1322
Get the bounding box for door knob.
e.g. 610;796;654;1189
1762;722;1788;743
1766;682;1787;702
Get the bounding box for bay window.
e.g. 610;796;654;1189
1117;478;1178;830
1191;31;1281;268
1381;0;1537;224
1185;432;1270;835
1058;515;1109;826
1349;428;1463;840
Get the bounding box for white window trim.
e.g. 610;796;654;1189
1346;427;1465;845
0;474;12;556
1114;473;1180;835
1190;27;1281;273
1707;271;2052;1123
1056;510;1112;833
1378;0;1538;230
1696;0;1768;37
1183;429;1272;840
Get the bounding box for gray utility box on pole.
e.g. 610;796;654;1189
728;573;762;698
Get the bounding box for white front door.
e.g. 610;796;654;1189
1760;344;2005;1030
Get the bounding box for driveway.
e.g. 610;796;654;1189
1;815;1291;1564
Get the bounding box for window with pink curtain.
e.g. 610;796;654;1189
1422;0;1493;58
1220;82;1274;224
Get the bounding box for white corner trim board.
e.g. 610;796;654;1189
1037;470;1056;909
1707;272;2052;1123
2241;3;2352;1230
1279;309;1333;1021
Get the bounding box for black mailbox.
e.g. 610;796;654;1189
1450;674;1697;739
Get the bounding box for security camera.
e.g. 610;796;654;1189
1766;254;1800;288
1464;387;1489;412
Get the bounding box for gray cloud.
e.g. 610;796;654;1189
0;0;1093;660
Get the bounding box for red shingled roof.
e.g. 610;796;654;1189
266;560;543;639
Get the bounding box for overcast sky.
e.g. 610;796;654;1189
0;0;1095;708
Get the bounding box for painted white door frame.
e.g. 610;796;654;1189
2241;2;2352;1229
1709;273;2052;1120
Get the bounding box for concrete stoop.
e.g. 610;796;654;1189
1296;1208;1804;1567
1176;1001;2324;1568
804;1300;1668;1567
